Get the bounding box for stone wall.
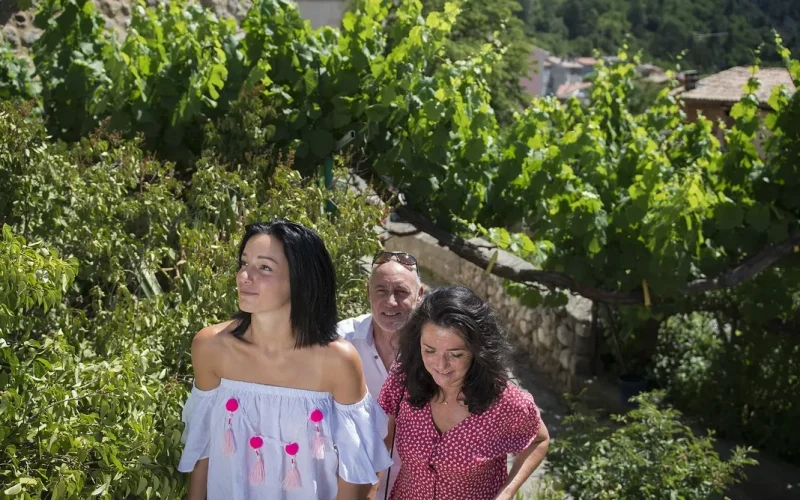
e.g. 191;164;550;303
383;227;596;394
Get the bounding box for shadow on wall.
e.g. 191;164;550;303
1;0;18;26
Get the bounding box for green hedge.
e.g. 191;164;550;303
548;391;757;499
0;101;382;498
654;313;800;464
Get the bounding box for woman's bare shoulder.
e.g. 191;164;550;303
192;320;238;362
194;320;238;342
320;339;365;403
191;320;240;389
324;337;360;359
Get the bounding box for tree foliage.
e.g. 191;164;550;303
483;53;800;317
372;0;533;124
3;0;798;316
32;0;114;141
519;0;800;72
0;225;77;332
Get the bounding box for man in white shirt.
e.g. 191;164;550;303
337;251;424;500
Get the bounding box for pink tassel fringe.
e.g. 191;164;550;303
311;432;326;460
223;428;236;457
282;459;302;490
249;452;265;486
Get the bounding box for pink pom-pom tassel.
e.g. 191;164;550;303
249;437;265;486
309;410;326;460
223;428;236;457
223;399;239;458
282;458;302;490
311;429;326;460
249;452;265;486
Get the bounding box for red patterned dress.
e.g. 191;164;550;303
377;365;542;500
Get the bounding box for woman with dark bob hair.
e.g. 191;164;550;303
179;220;391;500
378;285;549;500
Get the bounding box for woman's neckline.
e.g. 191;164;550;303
428;400;473;436
210;378;333;399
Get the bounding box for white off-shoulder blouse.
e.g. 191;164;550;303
178;378;393;500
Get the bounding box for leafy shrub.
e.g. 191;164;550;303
2;0;799;494
1;293;189;499
521;476;569;500
20;0;800;315
11;0;800;317
0;37;39;101
547;391;757;499
32;0;113;141
654;313;800;464
0;98;381;498
103;0;239;162
0;225;77;323
202;85;281;175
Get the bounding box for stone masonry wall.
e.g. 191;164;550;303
383;228;597;395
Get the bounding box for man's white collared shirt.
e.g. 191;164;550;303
338;313;400;499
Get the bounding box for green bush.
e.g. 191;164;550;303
654;313;800;464
522;477;569;499
1;292;189;499
547;391;758;500
32;0;113;141
0;99;381;498
0;37;39;101
0;225;77;326
103;0;239;162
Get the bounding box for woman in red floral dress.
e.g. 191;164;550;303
377;285;550;500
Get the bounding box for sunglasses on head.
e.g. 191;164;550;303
372;251;419;272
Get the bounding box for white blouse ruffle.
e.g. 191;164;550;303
178;378;392;500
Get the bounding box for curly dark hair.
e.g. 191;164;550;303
396;285;512;415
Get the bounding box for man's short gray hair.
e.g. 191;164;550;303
369;259;422;289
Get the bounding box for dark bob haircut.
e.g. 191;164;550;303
396;285;512;415
230;219;338;348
